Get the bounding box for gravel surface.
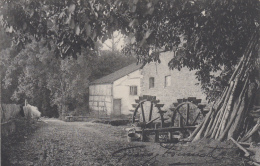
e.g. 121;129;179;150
2;118;247;166
2;119;152;166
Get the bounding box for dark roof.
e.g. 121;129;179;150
90;63;142;85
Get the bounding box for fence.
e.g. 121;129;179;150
1;104;22;136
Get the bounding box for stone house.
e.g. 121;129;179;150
89;63;142;117
140;52;207;111
89;51;207;117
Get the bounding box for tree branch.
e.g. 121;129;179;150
114;37;121;44
103;42;112;49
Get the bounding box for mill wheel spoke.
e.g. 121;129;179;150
186;103;190;125
140;102;146;122
149;102;153;121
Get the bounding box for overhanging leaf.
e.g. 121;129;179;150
129;19;139;28
69;17;75;29
131;36;136;44
85;23;91;36
144;30;153;39
47;19;54;29
75;25;80;35
68;4;76;13
59;11;65;19
65;14;71;24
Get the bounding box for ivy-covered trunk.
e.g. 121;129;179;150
58;103;68;120
189;29;259;141
60;89;68;120
60;105;68;120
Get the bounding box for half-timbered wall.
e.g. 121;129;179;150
89;84;113;116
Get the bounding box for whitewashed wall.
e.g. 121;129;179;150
113;70;142;115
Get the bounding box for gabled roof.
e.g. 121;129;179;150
90;63;142;85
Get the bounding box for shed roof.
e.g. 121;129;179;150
90;63;142;85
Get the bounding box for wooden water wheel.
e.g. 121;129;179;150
170;97;208;127
131;95;168;129
129;96;209;142
169;97;209;138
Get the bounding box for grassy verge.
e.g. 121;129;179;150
1;118;44;166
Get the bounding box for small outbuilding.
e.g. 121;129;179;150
89;63;142;117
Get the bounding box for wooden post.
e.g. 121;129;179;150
170;109;177;127
179;116;183;128
141;103;146;122
158;107;164;128
160;113;164;128
149;102;153;121
141;129;145;142
154;131;159;142
155;122;158;129
186;103;190;125
168;132;173;142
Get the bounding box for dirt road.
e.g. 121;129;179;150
2;119;245;166
2;119;154;166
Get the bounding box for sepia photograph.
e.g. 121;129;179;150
1;0;260;165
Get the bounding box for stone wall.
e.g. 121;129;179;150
141;52;207;111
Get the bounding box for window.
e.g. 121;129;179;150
165;75;171;87
149;77;155;89
130;86;137;95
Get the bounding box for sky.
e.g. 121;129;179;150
101;31;125;51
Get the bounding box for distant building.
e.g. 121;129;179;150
140;52;207;111
89;52;207;117
89;63;142;117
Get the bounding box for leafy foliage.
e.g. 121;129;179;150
1;0;259;101
1;40;93;117
120;0;260;101
0;0;126;58
90;50;136;81
1;37;135;117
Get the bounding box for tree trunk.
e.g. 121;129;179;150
58;104;63;120
59;103;68;120
190;28;259;142
61;93;67;120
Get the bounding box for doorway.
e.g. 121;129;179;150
113;99;121;115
